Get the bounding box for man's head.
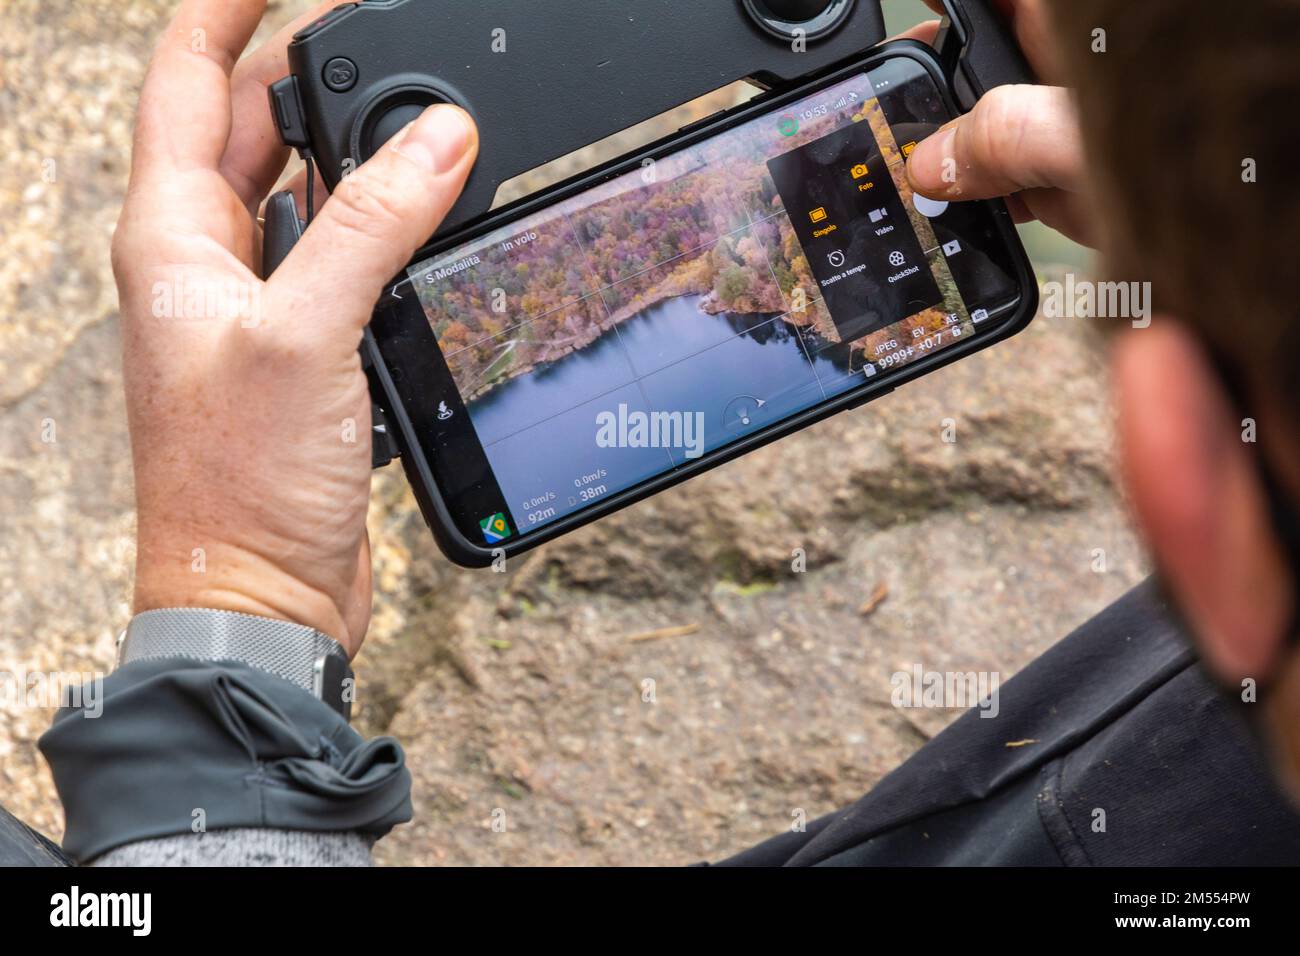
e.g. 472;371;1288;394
1047;0;1300;761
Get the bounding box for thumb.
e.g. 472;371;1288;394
906;85;1081;201
270;103;478;327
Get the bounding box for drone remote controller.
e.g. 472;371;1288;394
262;0;1033;477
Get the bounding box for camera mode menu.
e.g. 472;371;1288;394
766;119;941;343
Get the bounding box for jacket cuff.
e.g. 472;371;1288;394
38;658;411;863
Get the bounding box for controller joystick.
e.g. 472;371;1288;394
356;89;451;163
761;0;838;20
276;0;1031;247
742;0;857;40
370;104;426;151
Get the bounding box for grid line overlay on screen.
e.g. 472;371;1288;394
415;76;935;440
432;198;839;452
402;62;1014;537
435;208;793;366
740;193;831;404
558;204;677;475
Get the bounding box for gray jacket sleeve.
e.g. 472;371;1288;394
91;828;374;867
40;658;412;864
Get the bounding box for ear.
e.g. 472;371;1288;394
1112;320;1294;682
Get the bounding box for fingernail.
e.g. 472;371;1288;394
907;121;958;195
393;105;474;173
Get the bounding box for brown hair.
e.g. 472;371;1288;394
1048;0;1300;407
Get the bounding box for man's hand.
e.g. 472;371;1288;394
112;0;478;657
906;0;1092;245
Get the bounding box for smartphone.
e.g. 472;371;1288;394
365;42;1037;567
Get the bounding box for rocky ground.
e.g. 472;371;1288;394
0;0;1147;864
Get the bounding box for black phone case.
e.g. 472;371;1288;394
364;41;1039;567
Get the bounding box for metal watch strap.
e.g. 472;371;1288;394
116;608;353;721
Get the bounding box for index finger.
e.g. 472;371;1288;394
220;1;355;212
907;84;1082;200
131;0;266;187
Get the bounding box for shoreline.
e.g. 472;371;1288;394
460;289;794;405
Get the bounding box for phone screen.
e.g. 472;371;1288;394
372;53;1023;550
